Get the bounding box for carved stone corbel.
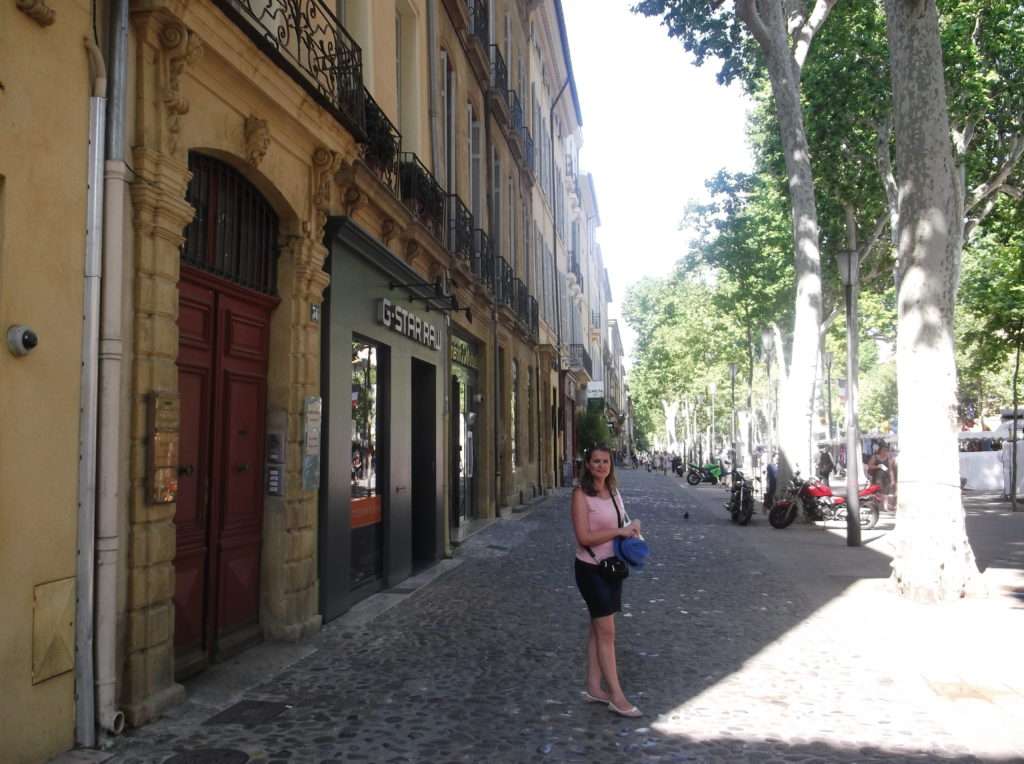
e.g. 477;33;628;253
17;0;55;26
244;115;270;168
404;239;425;268
342;186;364;218
311;146;341;233
158;19;203;155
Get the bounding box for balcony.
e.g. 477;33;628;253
471;228;494;292
447;195;473;262
514;277;530;328
466;0;490;84
215;0;365;139
361;88;401;196
489;46;511;126
566;343;593;379
569;251;584;295
530;297;539;343
495;255;514;308
519;126;535;183
508;90;526;162
399;153;446;243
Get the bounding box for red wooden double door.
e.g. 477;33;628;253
174;268;275;678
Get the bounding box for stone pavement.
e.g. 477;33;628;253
74;470;1024;763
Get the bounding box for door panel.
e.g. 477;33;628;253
175;282;215;660
175;272;272;674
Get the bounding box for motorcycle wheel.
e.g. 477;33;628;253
738;492;754;526
686;471;701;486
769;503;798;529
860;503;880;530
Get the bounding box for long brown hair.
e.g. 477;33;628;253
579;444;617;497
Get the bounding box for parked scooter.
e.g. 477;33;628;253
724;469;756;525
768;471;881;530
686;462;724;485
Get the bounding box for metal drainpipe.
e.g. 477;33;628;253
550;77;568;484
484;82;500;516
95;0;129;737
426;0;449;543
77;36;107;749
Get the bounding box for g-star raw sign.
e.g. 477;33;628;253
377;298;441;350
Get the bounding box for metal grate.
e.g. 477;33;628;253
203;700;289;726
183;153;280;295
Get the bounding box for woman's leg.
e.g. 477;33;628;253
585;623;607;698
592;614;633;709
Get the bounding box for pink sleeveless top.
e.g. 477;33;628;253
575;490;625;564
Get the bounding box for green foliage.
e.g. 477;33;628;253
860;361;898;434
957;196;1024;416
631;0;762;89
576;408;612;457
629;0;1024;444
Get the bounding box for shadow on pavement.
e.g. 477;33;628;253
95;469;1024;764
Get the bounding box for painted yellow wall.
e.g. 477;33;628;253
0;1;95;761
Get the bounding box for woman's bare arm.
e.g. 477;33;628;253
572;489;637;548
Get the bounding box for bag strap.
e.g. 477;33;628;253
585;490;625;561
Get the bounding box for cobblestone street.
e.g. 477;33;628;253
96;469;1024;764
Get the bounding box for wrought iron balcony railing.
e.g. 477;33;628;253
495;255;514;308
567;343;593;379
509;90;524;131
447;194;473;262
469;0;489;51
471;228;494;292
490;45;508;102
530;296;539;342
514;277;530;326
361;88;401;196
520;126;535;174
399;153;446;242
216;0;365;138
570;252;584;293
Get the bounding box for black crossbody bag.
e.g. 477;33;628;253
585;492;629;581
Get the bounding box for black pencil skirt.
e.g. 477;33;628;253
575;558;623;619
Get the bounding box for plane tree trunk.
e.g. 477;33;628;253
883;0;980;600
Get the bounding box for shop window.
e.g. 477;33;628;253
351;338;383;588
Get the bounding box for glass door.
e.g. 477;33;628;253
351;338;384;590
452;366;478;524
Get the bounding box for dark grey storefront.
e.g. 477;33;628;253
320;219;446;621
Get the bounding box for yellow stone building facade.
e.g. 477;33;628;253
1;0;602;759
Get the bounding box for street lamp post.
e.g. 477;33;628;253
836;246;861;547
761;328;774;458
709;382;717;464
824;351;834;442
729;363;737;470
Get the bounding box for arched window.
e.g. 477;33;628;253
182;152;280;295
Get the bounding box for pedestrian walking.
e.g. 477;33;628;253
571;445;643;718
867;443;897;512
815;445;835;485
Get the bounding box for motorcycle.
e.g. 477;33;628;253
768;471;881;530
724;469;755;525
686;462;724;485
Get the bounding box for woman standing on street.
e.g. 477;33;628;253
572;445;643;717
